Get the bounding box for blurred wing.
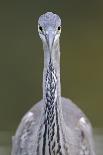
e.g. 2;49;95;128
77;117;96;155
62;97;95;155
11;100;43;155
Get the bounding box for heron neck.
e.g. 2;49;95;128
41;40;65;154
43;40;61;106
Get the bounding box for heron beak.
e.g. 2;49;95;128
46;32;55;52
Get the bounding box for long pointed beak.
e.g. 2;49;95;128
45;32;55;52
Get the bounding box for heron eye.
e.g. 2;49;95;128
58;26;61;30
39;26;43;31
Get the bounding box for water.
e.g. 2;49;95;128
0;129;103;155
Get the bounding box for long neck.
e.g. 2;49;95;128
43;40;61;102
41;39;65;154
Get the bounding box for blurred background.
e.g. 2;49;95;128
0;0;103;154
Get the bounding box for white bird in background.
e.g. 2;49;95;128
11;12;95;155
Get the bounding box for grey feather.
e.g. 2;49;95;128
11;12;96;155
11;98;95;155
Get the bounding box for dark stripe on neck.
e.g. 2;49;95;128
42;58;62;155
55;101;62;154
42;119;47;155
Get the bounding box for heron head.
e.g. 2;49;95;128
38;12;61;52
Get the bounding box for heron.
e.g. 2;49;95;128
11;12;95;155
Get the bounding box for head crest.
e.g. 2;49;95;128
38;12;61;29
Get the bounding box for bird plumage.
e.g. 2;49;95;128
11;12;95;155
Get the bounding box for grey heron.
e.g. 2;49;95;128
11;12;95;155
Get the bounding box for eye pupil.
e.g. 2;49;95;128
58;26;61;30
39;26;43;31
